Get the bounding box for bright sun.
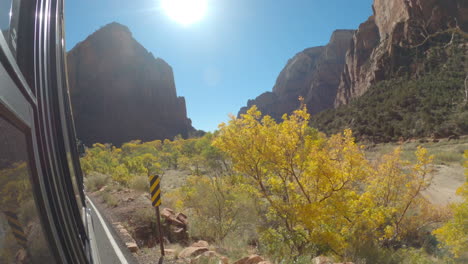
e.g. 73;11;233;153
161;0;208;26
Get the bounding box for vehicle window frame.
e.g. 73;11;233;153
0;9;36;106
1;0;90;261
0;89;61;263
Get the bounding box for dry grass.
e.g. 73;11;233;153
129;175;150;192
161;169;191;191
102;192;119;207
365;136;468;165
84;172;110;192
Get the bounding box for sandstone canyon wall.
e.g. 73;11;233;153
238;30;354;120
335;0;468;105
240;0;467;119
67;23;193;146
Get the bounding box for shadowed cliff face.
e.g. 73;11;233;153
238;30;354;119
67;22;193;146
335;0;468;106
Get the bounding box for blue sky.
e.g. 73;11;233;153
65;0;373;132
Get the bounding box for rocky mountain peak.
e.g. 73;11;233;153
240;29;354;119
67;22;193;146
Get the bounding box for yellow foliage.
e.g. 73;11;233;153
214;105;439;256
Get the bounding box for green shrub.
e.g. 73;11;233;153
84;172;110;192
133;207;155;224
179;175;260;243
102;192;118;207
129;175;150;192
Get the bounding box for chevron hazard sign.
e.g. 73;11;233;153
149;175;162;207
4;210;27;248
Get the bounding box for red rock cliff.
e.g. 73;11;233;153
67;22;193;146
239;30;354;119
335;0;467;106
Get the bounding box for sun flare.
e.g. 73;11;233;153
161;0;208;26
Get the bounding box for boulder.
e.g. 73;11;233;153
159;207;189;243
161;208;186;227
191;240;209;248
178;247;209;259
176;212;188;226
125;242;138;253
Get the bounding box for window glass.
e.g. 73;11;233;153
0;1;11;31
0;116;56;263
1;0;20;56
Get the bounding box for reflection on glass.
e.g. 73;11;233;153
1;0;20;55
0;0;12;32
0;116;56;263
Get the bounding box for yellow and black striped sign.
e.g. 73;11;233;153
149;175;161;207
4;210;27;248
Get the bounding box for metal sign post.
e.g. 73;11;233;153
149;175;165;260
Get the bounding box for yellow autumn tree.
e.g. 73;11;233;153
214;103;438;258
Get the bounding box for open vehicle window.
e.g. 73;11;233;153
0;116;56;263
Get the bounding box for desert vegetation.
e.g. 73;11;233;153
82;104;467;263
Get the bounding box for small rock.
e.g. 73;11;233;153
178;247;209;259
126;242;138;253
191;240;209;248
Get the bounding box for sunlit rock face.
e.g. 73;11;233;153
239;30;354;119
335;0;468;106
240;0;467;118
67;22;193;146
